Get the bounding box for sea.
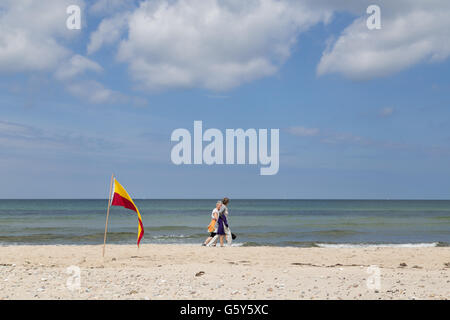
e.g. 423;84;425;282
0;199;449;247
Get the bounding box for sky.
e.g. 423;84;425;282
1;0;450;199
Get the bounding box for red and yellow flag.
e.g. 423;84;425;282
111;178;144;247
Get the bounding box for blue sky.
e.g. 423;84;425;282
1;0;450;199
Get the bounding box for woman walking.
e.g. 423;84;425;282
203;201;221;246
207;197;234;247
216;203;229;247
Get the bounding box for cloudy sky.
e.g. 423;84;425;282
1;0;450;199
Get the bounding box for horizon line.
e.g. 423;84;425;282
0;198;449;201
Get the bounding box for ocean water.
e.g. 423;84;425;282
0;199;449;247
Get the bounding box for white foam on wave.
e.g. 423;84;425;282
151;234;189;239
316;242;439;248
145;242;245;247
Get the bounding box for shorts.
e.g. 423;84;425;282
209;232;216;237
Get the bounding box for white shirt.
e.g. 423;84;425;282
211;208;219;219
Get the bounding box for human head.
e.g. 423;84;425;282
222;197;229;205
216;200;222;210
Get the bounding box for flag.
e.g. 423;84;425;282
111;178;144;247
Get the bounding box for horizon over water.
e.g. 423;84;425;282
0;199;449;247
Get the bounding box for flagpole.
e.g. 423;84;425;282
102;173;114;257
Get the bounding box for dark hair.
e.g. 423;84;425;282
222;197;229;205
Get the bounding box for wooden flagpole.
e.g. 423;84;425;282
102;173;114;257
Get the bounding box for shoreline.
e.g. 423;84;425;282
0;245;449;300
0;242;447;248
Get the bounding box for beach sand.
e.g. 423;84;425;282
0;245;448;300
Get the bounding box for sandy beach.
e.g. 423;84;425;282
0;245;449;300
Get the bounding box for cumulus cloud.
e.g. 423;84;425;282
87;13;130;54
0;1;148;106
90;0;450;89
91;0;332;91
317;0;450;79
0;0;84;73
3;0;450;94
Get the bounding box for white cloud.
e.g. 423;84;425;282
89;0;137;16
286;125;422;153
317;0;450;79
0;1;146;106
55;55;103;80
0;121;38;139
87;0;450;87
287;126;320;137
0;120;116;152
87;13;130;54
66;80;147;106
66;80;123;104
91;0;332;91
320;132;371;146
3;0;450;94
0;0;84;73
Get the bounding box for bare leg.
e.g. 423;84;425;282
207;235;219;247
220;235;224;247
225;228;232;246
203;237;213;245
